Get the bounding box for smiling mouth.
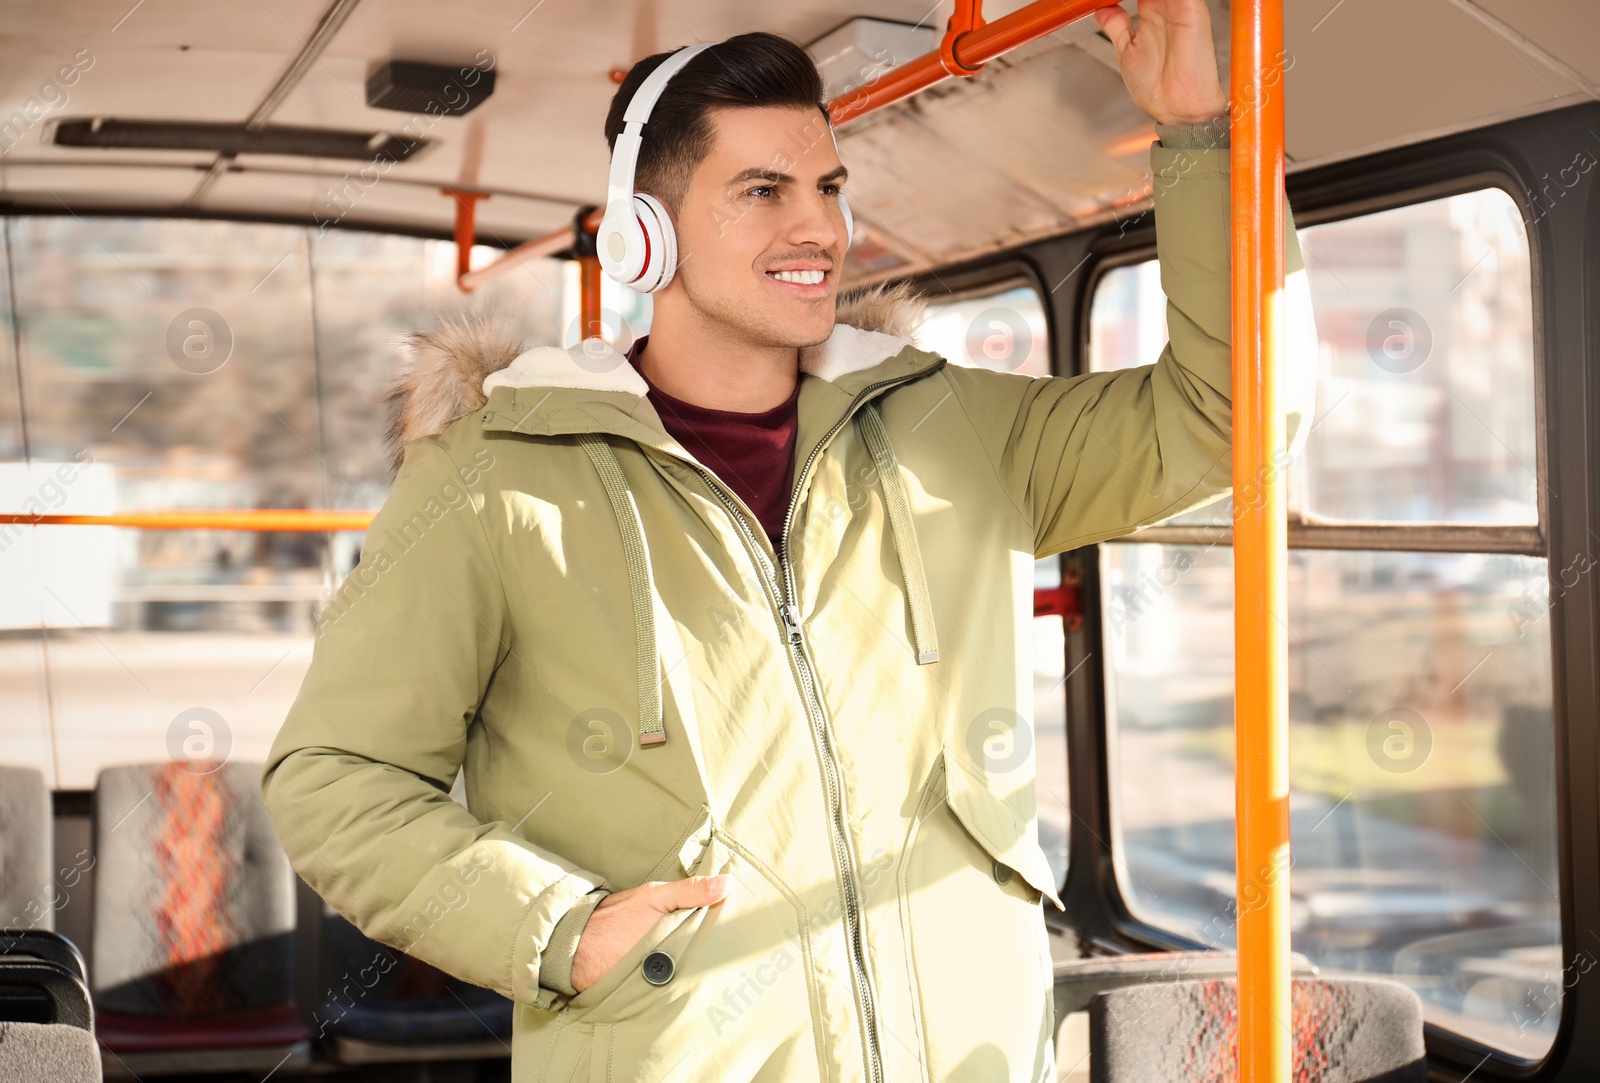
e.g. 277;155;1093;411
767;269;828;286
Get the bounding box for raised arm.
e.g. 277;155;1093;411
944;0;1315;557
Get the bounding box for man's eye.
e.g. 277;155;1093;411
747;185;775;199
821;184;842;198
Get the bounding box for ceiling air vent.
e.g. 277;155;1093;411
366;60;496;116
808;18;935;101
53;119;428;161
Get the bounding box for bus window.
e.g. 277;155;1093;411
1089;260;1234;527
1090;187;1559;1059
919;282;1052;377
0;217;563;788
1297;192;1538;525
922;280;1068;887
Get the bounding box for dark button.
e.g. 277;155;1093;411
992;860;1013;885
642;951;675;985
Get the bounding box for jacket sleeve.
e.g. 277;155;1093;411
261;436;608;1008
943;140;1317;558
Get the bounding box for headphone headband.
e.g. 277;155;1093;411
605;44;711;208
624;43;711;125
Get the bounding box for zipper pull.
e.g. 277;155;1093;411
779;603;804;646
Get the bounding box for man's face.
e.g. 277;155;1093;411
662;104;849;349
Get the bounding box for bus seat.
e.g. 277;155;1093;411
0;959;101;1082
1;930;89;983
89;761;311;1079
317;910;513;1064
0;766;52;933
1053;950;1318;1020
1088;976;1426;1082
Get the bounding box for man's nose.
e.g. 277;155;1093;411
786;192;842;252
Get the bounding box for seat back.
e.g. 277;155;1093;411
1;930;89;984
1089;976;1427;1083
1054;950;1318;1018
90;761;296;1020
0;961;93;1030
0;766;52;933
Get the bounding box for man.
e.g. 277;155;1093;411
264;3;1314;1080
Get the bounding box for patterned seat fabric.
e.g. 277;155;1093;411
91;761;310;1051
1054;949;1318;1017
1089;976;1427;1083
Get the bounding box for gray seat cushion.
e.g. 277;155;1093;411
1090;976;1427;1083
0;1021;101;1082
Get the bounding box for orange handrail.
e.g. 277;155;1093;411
1231;0;1291;1078
1;511;375;531
830;0;1107;124
442;187;490;292
939;0;989;76
459;208;604;293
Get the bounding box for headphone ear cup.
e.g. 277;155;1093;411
628;192;678;293
597;203;646;286
839;191;854;249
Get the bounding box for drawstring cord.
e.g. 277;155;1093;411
577;434;666;748
856;403;941;665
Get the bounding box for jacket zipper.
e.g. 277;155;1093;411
688;466;886;1083
687;369;936;1083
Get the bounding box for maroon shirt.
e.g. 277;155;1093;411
626;336;799;551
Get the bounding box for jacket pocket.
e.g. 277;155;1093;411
605;836;820;1082
939;742;1064;912
564;805;729;1022
898;743;1060;1083
563;900;706;1019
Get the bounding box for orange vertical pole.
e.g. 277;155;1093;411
443;188;488;293
1231;0;1290;1079
578;254;603;341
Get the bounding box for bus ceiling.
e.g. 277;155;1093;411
0;1;1594;283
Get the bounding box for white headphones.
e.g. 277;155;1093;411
596;41;853;294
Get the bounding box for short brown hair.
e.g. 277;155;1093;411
604;32;828;211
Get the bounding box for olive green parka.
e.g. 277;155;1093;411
263;141;1313;1082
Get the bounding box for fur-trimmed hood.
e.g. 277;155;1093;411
384;283;927;476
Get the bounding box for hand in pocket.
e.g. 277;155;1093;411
570;874;730;993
